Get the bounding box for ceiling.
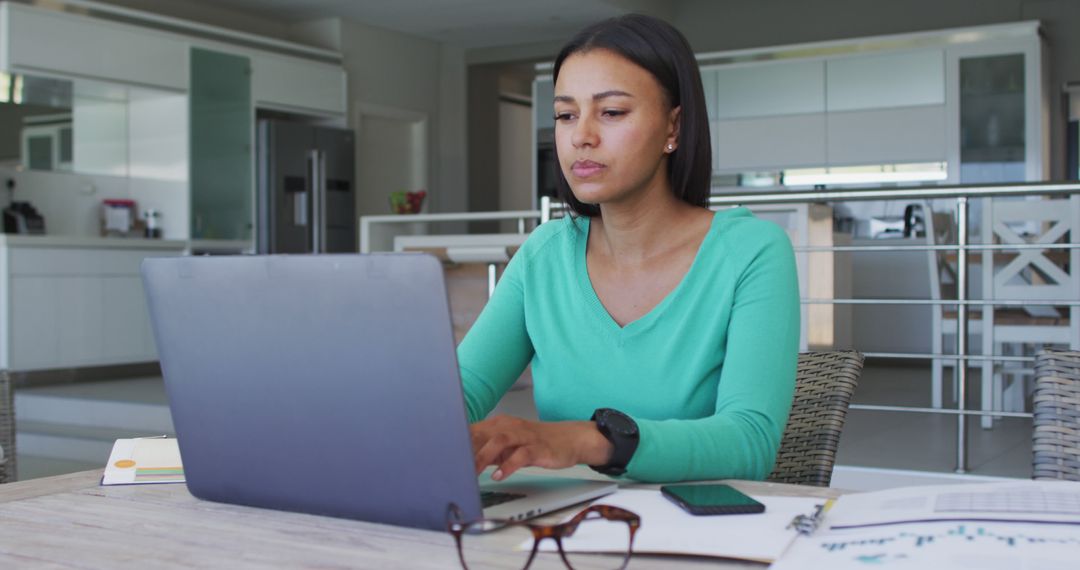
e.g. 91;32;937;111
170;0;674;49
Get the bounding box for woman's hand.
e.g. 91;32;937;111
470;415;614;481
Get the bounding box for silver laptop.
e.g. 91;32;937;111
141;253;615;531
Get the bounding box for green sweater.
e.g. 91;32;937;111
456;208;800;482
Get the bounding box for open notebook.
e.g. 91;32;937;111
536;488;827;563
102;437;185;485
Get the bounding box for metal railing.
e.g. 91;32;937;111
361;183;1080;473
544;184;1080;472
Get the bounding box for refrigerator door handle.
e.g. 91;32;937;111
294;192;308;226
318;150;328;253
308;149;322;253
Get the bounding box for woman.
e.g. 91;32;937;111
458;14;800;483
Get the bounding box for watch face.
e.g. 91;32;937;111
603;410;637;436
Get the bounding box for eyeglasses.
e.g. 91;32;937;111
446;503;640;570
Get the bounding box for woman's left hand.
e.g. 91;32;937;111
470;415;613;481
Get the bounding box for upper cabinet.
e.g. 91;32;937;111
0;3;187;91
189;48;253;241
825;50;944;112
0;3;345;117
698;24;1043;185
249;52;345;116
714;60;826;118
709;60;827;171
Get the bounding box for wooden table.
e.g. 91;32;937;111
0;467;841;569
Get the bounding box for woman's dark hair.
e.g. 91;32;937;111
552;14;712;217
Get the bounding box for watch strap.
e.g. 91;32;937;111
590;408;639;476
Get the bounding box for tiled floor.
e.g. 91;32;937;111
838;360;1031;478
12;360;1033;481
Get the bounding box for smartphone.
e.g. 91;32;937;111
660;484;766;515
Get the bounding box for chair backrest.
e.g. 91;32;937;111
981;196;1079;306
768;351;864;487
1032;349;1080;481
0;370;13;484
921;200;957;303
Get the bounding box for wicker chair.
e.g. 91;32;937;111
0;370;13;483
767;351;864;487
1032;349;1080;481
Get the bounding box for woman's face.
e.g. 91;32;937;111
554;48;680;207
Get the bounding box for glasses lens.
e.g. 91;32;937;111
559;516;633;570
457;522;536;570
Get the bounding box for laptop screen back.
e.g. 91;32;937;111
142;254;484;529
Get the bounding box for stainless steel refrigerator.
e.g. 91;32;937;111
257;120;355;253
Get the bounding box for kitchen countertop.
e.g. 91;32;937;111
0;234;189;250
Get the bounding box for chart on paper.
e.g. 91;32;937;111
934;489;1080;516
770;521;1080;570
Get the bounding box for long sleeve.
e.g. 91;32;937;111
622;226;800;482
456;250;536;423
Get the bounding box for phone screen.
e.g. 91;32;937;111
661;484;765;515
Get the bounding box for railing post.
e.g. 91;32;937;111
540;196;551;224
955;196;969;473
487;263;498;299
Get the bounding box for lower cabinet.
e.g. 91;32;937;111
0;240;185;371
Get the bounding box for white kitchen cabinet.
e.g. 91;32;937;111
714;113;827;171
250;51;346;115
713;60;826;119
0;236;185;371
826;50;945;112
0;3;348;117
0;3;188;91
827;105;947;165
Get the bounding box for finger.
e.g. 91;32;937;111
474;432;519;475
493;446;534;481
469;416;512;452
469;423;491;454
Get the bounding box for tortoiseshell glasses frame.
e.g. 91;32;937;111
446;503;641;570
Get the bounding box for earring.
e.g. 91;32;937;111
667;144;674;151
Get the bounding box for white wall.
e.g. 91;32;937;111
498;100;533;231
0;167;188;240
288;18;469;221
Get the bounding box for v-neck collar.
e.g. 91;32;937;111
575;211;722;341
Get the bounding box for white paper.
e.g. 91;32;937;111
533;488;825;562
770;520;1080;570
825;480;1080;529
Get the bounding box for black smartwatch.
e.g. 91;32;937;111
590;408;640;476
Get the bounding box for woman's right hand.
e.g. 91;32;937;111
469;415;613;481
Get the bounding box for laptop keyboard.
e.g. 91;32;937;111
481;490;526;508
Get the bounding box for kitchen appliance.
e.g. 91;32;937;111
3;201;45;234
868;216;905;239
902;203;926;238
102;199;136;236
257;120;355;254
144;208;162;239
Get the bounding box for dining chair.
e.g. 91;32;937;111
922;201;982;409
1032;349;1080;481
980;196;1080;428
768;351;864;487
0;370;13;483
